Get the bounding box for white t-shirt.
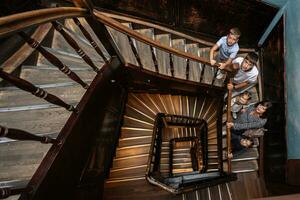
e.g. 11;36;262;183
232;57;258;84
216;36;239;61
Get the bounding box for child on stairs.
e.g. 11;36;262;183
210;27;241;79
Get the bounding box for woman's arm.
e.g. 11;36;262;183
233;118;267;130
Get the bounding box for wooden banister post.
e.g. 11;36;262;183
0;187;28;199
51;21;99;72
0;69;76;111
0;125;58;144
18;32;89;89
226;78;233;173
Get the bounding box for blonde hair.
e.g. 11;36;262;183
229;27;241;38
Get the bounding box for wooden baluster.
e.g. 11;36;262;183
169;54;174;77
18;32;88;89
211;68;218;85
0;187;27;199
186;59;190;80
226;78;233;173
72;17;108;64
150;46;159;73
51;21;99;72
0;125;57;144
0;69;76;111
199;63;206;83
127;35;143;69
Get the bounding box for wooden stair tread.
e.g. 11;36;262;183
0;107;70;134
0;84;86;108
20;67;95;85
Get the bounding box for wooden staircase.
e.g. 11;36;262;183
0;18;107;199
0;8;267;200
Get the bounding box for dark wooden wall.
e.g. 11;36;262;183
261;17;287;195
92;0;277;47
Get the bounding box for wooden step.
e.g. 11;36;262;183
127;93;157;118
125;104;155;123
155;34;172;76
186;43;202;82
118;136;152;148
198;47;214;84
225;159;259;173
0;107;70;134
120;127;153;138
0;84;86;108
112;154;148;169
232;148;259;162
171;38;186;80
0;163;40;181
122;116;154;129
51;29;77;55
44;47;103;64
20;67;95;85
0;141;51;181
108;165;147;179
135;28;155;72
115;144;151;158
37;55;100;70
61;23;107;63
64;18;110;60
106;23;138;65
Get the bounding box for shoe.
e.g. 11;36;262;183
232;112;237;119
253;138;259;147
216;70;224;79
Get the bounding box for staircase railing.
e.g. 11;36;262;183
97;10;254;53
0;7;88;38
92;10;236;173
0;7;111;199
146;113;236;194
226;79;233;172
0;4;241;198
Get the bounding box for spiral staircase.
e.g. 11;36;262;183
0;5;267;200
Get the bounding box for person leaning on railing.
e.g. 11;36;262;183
226;100;272;134
226;52;259;93
227;100;272;158
209;27;241;79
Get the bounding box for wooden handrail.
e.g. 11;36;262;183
226;78;233;172
97;10;255;53
93;10;218;69
0;7;88;38
93;10;238;74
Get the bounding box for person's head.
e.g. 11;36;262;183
240;138;254;148
226;27;241;46
255;100;272;118
241;52;258;71
238;91;252;105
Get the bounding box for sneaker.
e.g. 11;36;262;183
232;112;237;119
216;70;224;79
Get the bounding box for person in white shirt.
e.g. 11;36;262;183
210;27;241;79
226;52;259;91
